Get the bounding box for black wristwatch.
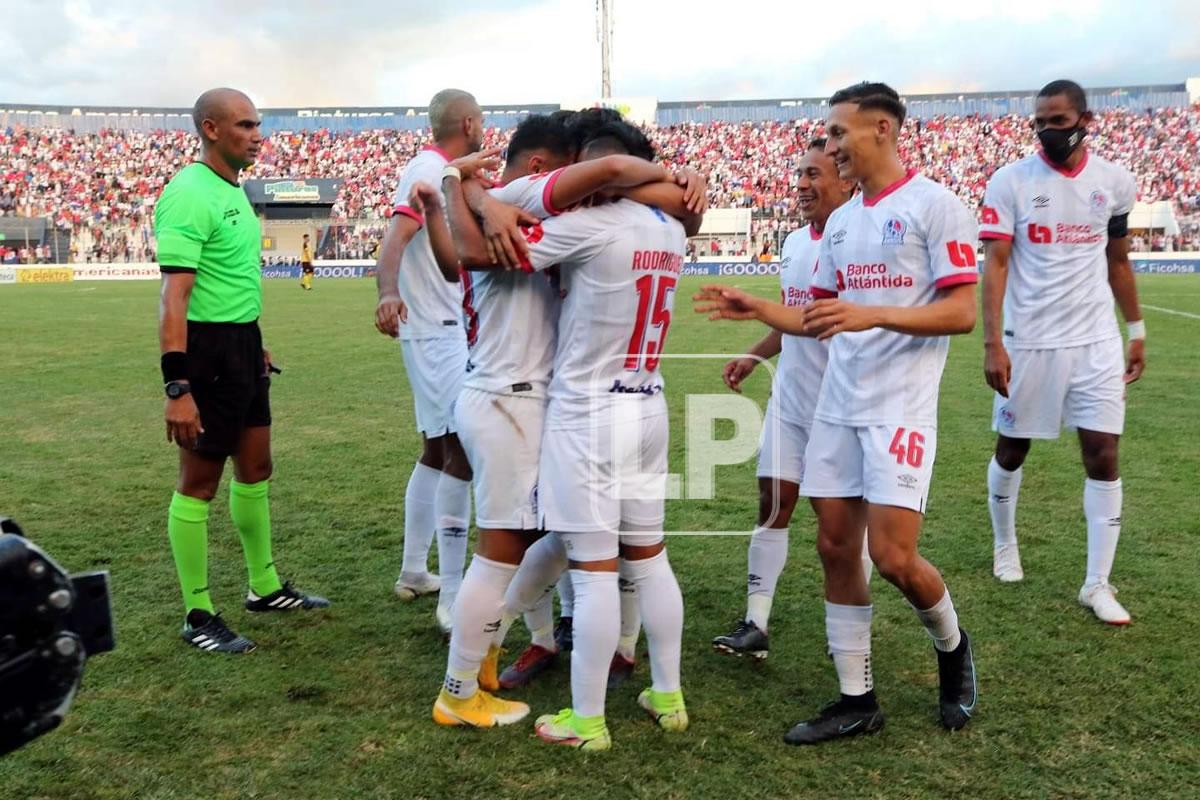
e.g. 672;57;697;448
165;381;191;400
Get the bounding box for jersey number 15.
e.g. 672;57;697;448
624;274;677;372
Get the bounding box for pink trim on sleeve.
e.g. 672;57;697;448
935;273;979;289
541;167;568;216
979;231;1014;241
393;205;425;226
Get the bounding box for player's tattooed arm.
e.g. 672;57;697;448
408;181;461;282
619;170;708;235
982;238;1014;396
1104;233;1146;383
445;177;538;270
547;155;671;211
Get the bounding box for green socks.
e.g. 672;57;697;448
168;492;214;614
229;479;282;597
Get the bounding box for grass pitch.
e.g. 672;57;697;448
1;275;1198;799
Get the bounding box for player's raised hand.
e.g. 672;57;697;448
478;198;539;269
722;356;758;393
375;294;405;338
165;391;203;450
450;146;503;179
693;284;762;321
408;181;442;215
803;298;878;340
674;168;709;215
1124;338;1145;384
983;341;1012;397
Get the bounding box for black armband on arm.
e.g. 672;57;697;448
159;265;197;273
1107;213;1129;239
161;351;190;383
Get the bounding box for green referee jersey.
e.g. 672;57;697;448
155;163;262;323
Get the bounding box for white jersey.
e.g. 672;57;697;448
522;199;687;430
980;150;1136;350
460;168;567;397
815;171;979;427
774;225;830;425
392;145;465;341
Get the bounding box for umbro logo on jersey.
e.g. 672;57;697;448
831;230;847;245
897;473;918;488
1033;195;1050;209
881;218;907;245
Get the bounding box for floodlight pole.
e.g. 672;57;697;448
598;0;613;99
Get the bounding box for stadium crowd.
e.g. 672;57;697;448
0;105;1197;263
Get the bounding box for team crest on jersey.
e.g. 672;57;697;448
881;218;907;245
1033;195;1050;209
1089;191;1107;215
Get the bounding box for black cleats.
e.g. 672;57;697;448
181;610;256;654
712;619;769;661
554;616;573;653
783;695;885;745
937;628;977;730
245;581;331;613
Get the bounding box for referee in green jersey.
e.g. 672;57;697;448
156;88;329;654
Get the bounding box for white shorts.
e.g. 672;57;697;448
757;398;810;484
993;338;1125;439
400;336;468;437
539;408;669;552
801;419;938;513
454;387;545;530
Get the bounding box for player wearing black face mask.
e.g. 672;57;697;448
978;79;1146;626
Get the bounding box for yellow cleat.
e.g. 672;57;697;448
638;688;689;732
432;688;530;728
478;645;503;692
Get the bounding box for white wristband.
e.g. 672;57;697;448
1127;320;1146;341
441;165;462;182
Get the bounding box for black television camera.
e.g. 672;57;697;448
0;517;115;757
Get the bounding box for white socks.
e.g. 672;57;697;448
569;569;620;719
400;463;439;576
623;550;684;694
504;533;568;617
524;593;557;651
746;526;788;631
435;473;471;614
913;589;961;652
987;457;1022;547
444;555;517;698
826;602;873;696
557;574;575;617
616;560;641;661
1084;478;1122;586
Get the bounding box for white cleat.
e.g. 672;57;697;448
1079;582;1131;625
436;603;454;637
394;571;440;602
993;544;1024;583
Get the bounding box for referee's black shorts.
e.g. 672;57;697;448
301;262;314;273
186;320;271;458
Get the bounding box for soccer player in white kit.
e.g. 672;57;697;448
709;139;863;660
697;83;979;744
407;114;697;728
481;119;694;751
373;89;482;632
980;80;1146;624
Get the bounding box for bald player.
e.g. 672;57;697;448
157;88;329;655
375;89;483;632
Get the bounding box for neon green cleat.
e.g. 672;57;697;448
533;708;611;751
638;687;688;732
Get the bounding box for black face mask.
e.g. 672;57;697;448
1038;125;1086;164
